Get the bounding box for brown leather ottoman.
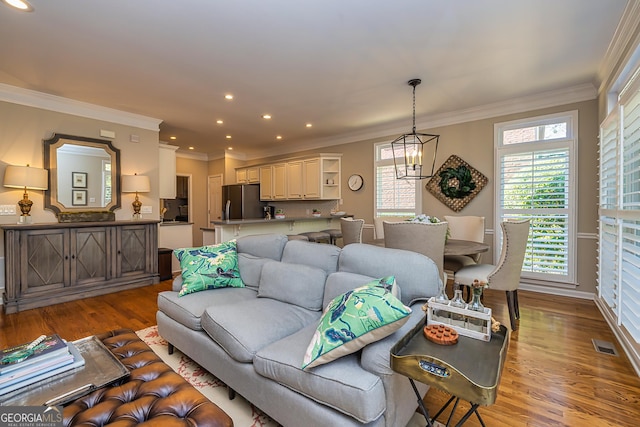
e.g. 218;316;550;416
64;329;233;427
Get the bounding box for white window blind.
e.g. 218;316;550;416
496;112;577;284
375;143;419;217
600;72;640;342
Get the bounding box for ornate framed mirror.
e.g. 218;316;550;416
43;133;121;214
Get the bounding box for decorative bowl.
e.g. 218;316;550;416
331;211;346;217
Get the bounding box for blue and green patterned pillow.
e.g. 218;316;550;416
302;276;411;370
175;240;244;297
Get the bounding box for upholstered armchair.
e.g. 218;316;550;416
453;219;530;330
383;220;449;285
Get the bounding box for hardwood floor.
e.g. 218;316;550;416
1;282;639;426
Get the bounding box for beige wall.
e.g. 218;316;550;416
176;156;209;247
227;99;599;294
0;101;161;258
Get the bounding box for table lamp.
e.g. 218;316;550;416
122;173;150;219
3;164;49;223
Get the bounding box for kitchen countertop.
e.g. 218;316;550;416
209;216;345;226
159;221;193;226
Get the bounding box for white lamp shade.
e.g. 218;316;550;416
3;165;48;190
122;174;151;193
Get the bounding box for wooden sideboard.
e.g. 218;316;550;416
2;220;160;313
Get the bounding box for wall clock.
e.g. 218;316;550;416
348;174;364;191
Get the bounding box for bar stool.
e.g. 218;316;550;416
298;231;331;243
321;228;342;245
287;235;309;241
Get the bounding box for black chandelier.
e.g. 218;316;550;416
391;78;440;180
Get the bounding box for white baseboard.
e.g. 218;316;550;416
518;282;595;300
594;298;640;377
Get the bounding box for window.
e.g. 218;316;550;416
374;142;420;217
495;111;577;285
599;69;640;343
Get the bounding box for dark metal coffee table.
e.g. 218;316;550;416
391;318;509;427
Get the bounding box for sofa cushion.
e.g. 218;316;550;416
258;261;327;311
201;298;320;363
322;272;402;309
338;243;440;305
174;241;244;296
236;233;288;260
303;277;411;370
254;323;386;423
281;240;341;274
157;288;258;331
237;253;271;291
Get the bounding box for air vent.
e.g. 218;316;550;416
592;339;619;356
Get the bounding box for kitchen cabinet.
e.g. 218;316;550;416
256;154;341;201
260;166;273;200
247;167;259;183
286;161;303;199
273;163;287;200
159;144;178;199
236;168;248;184
2;221;159;313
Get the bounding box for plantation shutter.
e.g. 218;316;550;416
598;111;620;312
375;143;418;216
619;78;640;341
499;147;571;281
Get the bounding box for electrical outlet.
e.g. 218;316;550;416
141;205;152;214
0;205;16;215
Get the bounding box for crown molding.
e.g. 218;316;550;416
0;83;162;131
598;1;640;94
246;83;597;160
176;150;208;161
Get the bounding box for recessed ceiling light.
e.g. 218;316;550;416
262;114;272;119
306;123;313;128
225;94;233;100
276;135;282;140
216;120;223;124
188;146;194;150
2;0;34;12
227;147;233;150
169;136;177;140
226;135;232;139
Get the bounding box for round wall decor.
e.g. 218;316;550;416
348;174;364;191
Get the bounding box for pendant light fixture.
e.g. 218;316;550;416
391;79;440;179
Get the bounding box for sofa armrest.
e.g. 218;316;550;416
172;275;183;292
359;305;425;377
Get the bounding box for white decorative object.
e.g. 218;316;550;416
425;297;492;342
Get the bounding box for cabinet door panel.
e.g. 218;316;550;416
273;163;287;199
71;227;110;284
287;161;303;199
260;166;273;200
118;225;148;276
23;229;68;293
303;159;321;199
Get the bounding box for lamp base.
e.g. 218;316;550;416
18;215;32;225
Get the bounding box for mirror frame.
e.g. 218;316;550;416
44;133;121;214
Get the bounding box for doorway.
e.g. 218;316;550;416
208;174;223;225
162;175;190;222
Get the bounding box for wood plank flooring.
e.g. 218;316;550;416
1;282;639;426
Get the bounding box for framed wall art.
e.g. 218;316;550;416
72;190;87;206
72;172;87;188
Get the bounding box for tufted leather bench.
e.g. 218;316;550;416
63;329;233;427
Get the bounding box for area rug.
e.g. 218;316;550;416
136;325;431;427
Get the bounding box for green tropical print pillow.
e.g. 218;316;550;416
175;240;244;297
302;276;411;370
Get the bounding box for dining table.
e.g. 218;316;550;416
444;239;490;257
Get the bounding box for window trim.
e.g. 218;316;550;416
373;141;422;218
494;110;578;285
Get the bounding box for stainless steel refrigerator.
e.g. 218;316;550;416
221;184;264;220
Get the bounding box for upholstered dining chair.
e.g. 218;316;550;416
340;218;365;246
443;215;486;275
383;220;449;285
453;219;530;331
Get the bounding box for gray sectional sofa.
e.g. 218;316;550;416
156;234;441;427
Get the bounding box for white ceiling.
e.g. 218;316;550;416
0;0;628;159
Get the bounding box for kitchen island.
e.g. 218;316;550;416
203;216;344;245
